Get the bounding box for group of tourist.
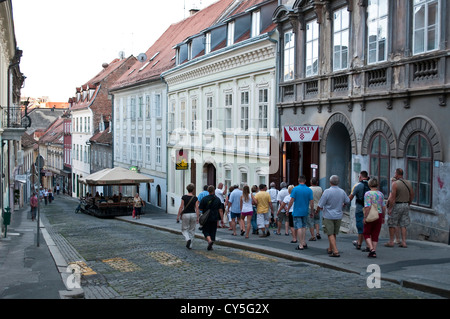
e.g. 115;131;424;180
176;168;414;258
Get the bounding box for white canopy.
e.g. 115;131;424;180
79;167;154;186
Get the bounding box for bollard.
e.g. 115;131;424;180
2;207;11;238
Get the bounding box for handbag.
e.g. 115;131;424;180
366;204;379;223
199;209;210;226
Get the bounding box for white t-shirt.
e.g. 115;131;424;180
283;195;293;213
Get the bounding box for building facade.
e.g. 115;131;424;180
110;0;239;211
273;0;449;243
69;57;136;198
0;0;25;233
163;0;279;214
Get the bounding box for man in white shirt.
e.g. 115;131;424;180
268;182;279;229
275;182;289;235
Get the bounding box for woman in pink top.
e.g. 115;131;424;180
363;178;386;258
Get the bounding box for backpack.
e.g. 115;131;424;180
355;180;370;206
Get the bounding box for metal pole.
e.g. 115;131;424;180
37;145;40;247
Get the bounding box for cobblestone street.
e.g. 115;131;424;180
37;195;443;300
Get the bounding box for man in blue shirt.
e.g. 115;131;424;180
227;184;244;236
318;175;350;257
287;176;313;251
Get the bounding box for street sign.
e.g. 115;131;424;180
283;126;320;142
175;149;188;170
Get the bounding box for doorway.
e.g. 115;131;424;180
326;122;351;193
203;163;216;187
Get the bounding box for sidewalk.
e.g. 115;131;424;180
0;202;82;299
117;209;450;298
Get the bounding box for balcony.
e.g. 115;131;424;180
1;106;27;141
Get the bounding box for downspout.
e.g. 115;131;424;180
160;74;169;213
268;30;281;183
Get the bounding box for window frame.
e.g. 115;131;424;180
406;132;433;208
367;0;389;64
332;7;350;71
305;19;320;77
284;29;295;81
412;0;440;55
369;132;391;198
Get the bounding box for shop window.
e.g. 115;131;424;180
406;133;432;207
369;133;390;198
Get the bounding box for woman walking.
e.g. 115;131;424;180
363;178;386;258
133;193;145;219
240;185;255;238
177;183;198;249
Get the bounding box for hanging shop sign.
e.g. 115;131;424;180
175;149;189;170
283;126;320;142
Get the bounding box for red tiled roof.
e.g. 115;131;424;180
110;0;238;90
39;117;64;145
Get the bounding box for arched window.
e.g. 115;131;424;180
369;133;390;198
406;133;432;207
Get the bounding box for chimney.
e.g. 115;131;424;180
189;8;199;16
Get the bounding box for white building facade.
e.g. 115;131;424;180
111;82;167;210
163;0;279;214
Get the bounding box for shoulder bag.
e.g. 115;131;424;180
366;203;379;223
199;198;213;226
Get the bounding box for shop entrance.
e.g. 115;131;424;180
326;122;352;194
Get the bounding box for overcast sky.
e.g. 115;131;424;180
13;0;217;102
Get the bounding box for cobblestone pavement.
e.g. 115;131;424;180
41;196;441;299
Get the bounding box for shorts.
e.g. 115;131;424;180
257;212;270;228
387;203;410;228
323;218;342;235
277;211;288;223
293;216;307;229
355;211;364;234
241;211;253;218
306;209;320;228
230;212;241;219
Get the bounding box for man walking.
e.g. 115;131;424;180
228;184;244;236
254;184;273;237
349;171;370;250
386;168;414;248
318;175;350;257
30;192;38;221
268;182;279;228
287;176;314;250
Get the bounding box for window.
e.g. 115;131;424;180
131;136;136;162
225;93;233;130
333;7;349;71
130;97;136;120
169;100;175;131
155;94;161;118
369;133;390;198
305;20;319;77
367;0;388;64
180;100;186;129
156;137;161;164
227;21;235;46
240;91;249;131
138;97;143;119
413;0;440;55
206;96;213;130
138;137;142;162
146;138;151;163
205;32;211;54
258;88;268;131
284;30;295;81
252;10;261;37
146;96;151;119
406;133;432;207
191;99;198;131
224;168;232;189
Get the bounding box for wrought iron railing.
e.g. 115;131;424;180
1;106;23;128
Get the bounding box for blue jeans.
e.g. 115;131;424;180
251;206;257;231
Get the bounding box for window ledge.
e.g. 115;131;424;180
410;205;436;215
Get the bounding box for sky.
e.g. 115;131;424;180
12;0;218;102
